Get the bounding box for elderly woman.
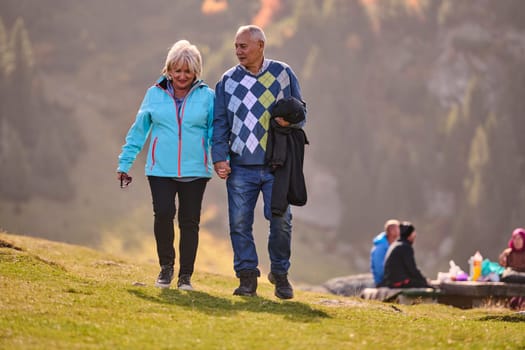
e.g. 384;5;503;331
117;40;214;291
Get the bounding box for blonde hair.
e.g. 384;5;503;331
161;40;202;78
384;219;400;231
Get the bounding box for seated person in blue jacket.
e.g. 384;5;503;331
381;221;432;288
370;219;400;286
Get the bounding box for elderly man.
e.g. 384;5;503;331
370;219;400;286
212;25;305;299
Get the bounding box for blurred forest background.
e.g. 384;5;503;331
1;0;524;283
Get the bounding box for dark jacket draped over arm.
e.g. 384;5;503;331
265;97;309;216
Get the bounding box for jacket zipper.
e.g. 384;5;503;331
157;81;201;177
176;100;187;177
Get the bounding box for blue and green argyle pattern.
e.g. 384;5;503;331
225;62;290;156
212;59;304;166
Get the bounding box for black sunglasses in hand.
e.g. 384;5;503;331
119;173;132;189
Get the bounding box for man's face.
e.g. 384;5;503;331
234;30;264;70
386;224;400;243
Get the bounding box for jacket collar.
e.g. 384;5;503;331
238;58;270;76
156;76;205;92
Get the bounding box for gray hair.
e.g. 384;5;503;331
236;25;266;43
161;40;202;78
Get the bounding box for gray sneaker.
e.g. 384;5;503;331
177;274;193;291
155;265;174;288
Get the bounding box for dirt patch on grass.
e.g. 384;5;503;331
0;239;23;251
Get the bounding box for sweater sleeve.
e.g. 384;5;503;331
117;93;152;173
211;78;231;163
207;89;215;145
287;67;306;129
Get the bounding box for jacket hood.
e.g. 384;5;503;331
372;232;387;246
398;237;413;245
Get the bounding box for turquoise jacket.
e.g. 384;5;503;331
118;77;214;178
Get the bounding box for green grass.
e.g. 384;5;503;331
1;232;524;350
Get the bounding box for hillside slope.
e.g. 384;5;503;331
1;231;524;350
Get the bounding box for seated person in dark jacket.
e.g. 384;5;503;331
381;221;431;288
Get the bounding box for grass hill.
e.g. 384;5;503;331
1;231;524;350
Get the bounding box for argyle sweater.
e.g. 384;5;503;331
212;59;304;165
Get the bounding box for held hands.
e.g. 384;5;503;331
214;161;231;180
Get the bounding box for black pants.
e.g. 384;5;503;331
148;176;208;276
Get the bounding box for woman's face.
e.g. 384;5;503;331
513;234;524;250
169;62;195;92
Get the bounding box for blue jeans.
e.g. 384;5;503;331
226;164;292;277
